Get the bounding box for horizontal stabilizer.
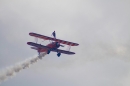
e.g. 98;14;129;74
27;42;49;49
31;47;38;50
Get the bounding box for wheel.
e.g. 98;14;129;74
47;50;50;54
57;53;61;57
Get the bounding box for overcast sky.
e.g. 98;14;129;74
0;0;130;86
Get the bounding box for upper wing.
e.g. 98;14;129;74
27;42;50;49
52;49;75;55
29;32;79;46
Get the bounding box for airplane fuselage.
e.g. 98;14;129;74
37;42;60;53
28;32;78;57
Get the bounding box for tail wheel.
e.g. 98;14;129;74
57;53;61;57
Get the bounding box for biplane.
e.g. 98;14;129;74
27;31;79;57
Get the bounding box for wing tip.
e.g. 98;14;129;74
27;42;31;45
69;52;75;55
71;43;79;46
29;32;35;36
76;43;79;46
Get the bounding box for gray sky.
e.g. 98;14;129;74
0;0;130;86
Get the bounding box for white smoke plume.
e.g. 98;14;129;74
0;53;46;83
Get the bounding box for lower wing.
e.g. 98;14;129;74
52;49;75;55
27;42;75;55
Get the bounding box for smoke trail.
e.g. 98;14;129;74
0;53;46;83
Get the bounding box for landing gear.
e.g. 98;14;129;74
57;53;61;57
47;50;51;54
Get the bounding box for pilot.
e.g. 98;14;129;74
52;31;56;39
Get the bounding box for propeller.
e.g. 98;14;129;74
56;42;64;47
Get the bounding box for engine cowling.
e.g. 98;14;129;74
56;42;64;48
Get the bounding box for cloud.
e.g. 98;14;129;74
0;0;130;86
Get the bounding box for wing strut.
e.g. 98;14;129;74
67;45;71;51
40;39;45;44
35;37;38;43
